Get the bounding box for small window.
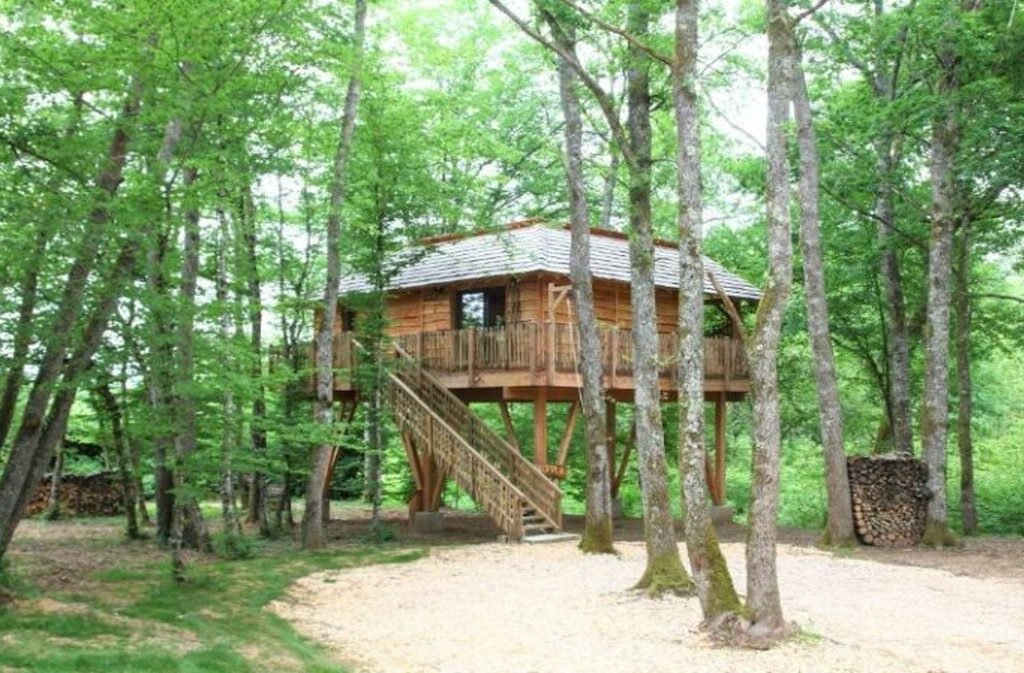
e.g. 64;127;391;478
341;308;357;331
455;288;506;329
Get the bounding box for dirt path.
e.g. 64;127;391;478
272;539;1024;673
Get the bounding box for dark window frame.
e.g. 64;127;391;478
454;286;507;329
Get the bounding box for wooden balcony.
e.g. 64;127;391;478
328;322;749;399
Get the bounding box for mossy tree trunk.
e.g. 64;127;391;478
672;0;743;618
625;0;693;596
545;11;615;555
743;0;795;639
920;5;961;547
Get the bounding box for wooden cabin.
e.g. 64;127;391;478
321;220;760;539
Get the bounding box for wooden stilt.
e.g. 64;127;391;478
323;399;358;524
713;392;727;506
611;418;636;499
605;399;617;475
534;389;548;467
499;401;520;453
555;400;579;468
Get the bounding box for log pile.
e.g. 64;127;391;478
848;455;930;547
27;473;125;517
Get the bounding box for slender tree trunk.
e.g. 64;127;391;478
875;136;913;454
791;41;856;546
216;207;243;537
2;237;144;556
744;0;795;639
953;224;976;535
624;1;693;596
145;118;187;543
171;163;212;554
94;379;140;540
673;0;741;620
920;27;959;546
0;85;141;562
545;13;615;555
44;443;63;520
241;186;271;537
303;0;367;549
600;147;619;230
0;229;47;450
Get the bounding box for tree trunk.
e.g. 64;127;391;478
920;20;958;548
875;136;913;455
171;163;212;554
0;229;47;450
303;0;367;549
94;379;140;540
145;118;187;544
242;186;271;537
544;13;615;555
2;235;144;556
625;1;693;596
45;442;63;520
216;206;243;537
953;224;976;535
0;85;141;562
744;0;795;639
672;0;741;620
791;40;856;546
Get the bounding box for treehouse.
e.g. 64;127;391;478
320;220;761;540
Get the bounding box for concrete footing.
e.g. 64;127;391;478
411;511;444;532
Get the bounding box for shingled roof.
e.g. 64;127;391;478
339;221;762;301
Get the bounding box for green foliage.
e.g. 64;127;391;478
0;518;426;673
210;531;257;560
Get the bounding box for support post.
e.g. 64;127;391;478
713;391;727;506
534;389;548;467
555;400;580;469
499;401;520;453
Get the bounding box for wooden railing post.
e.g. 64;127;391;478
546;321;555;383
467;326;475;385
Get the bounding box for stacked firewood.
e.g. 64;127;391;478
27;473;125;517
847;455;930;547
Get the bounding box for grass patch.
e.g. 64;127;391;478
1;516;426;672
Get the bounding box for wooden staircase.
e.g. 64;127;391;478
385;346;562;540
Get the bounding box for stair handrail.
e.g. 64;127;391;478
385;370;527;537
391;343;562;530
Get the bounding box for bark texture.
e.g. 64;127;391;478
953;228;976;535
745;0;795;637
547;14;615;555
625;1;692;596
672;0;741;618
303;0;367;549
920;19;958;547
791;41;855;546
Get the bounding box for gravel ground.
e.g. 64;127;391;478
271;538;1024;673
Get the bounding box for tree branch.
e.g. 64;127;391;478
793;0;831;25
554;0;672;66
487;0;637;170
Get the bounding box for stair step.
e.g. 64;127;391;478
522;532;578;545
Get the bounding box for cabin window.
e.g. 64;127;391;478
455;288;506;329
341;308;357;331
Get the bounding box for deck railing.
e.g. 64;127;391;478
331;322;747;384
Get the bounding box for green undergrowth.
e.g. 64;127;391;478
0;518;426;673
